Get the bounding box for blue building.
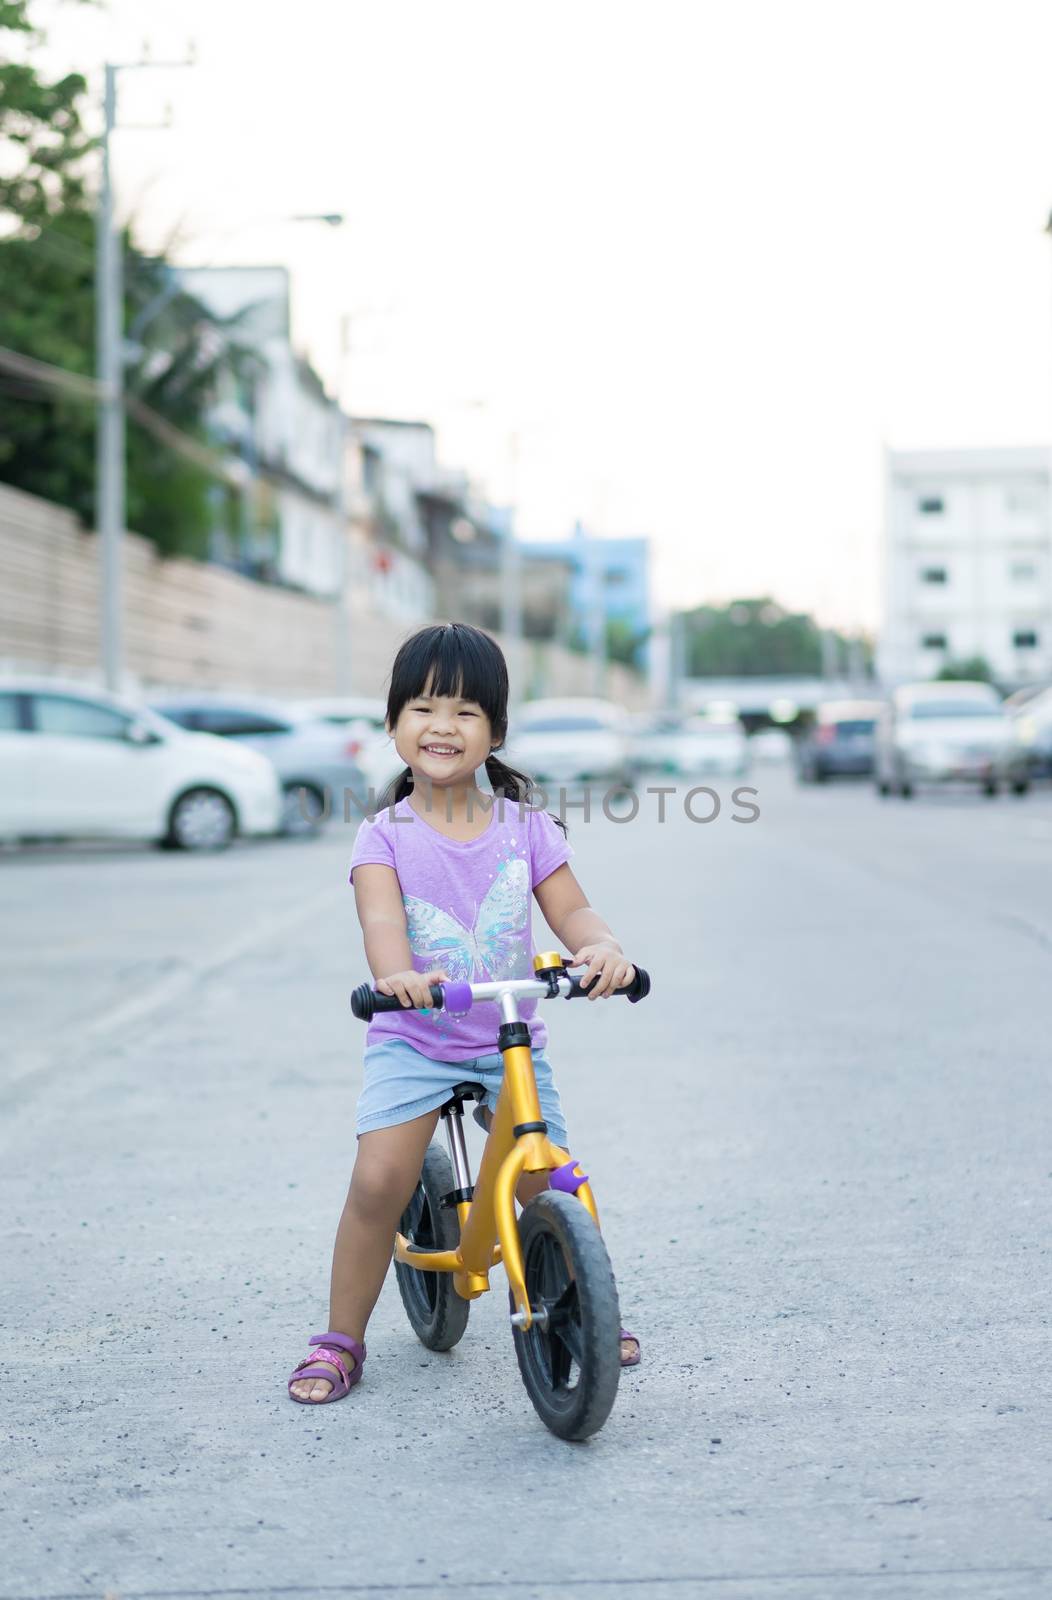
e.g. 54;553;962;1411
518;522;651;670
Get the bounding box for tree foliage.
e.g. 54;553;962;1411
936;655;993;683
0;0;254;559
680;597;866;677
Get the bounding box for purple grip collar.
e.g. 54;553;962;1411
550;1160;589;1195
441;981;474;1014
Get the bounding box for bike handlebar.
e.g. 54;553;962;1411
350;965;651;1022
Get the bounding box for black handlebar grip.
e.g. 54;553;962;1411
624;965;651;1002
570;964;651;1001
350;982;445;1021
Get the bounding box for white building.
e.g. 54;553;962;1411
880;447;1052;687
178;265;345;598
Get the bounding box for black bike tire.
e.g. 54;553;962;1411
394;1143;471;1351
510;1191;621;1441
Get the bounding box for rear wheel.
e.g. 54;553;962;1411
280;782;326;836
511;1191;621;1441
395;1143;470;1351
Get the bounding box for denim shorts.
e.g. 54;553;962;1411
355;1036;568;1145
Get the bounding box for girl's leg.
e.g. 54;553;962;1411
290;1108;440;1402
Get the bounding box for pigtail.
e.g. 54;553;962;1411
485;753;568;838
373;764;414;816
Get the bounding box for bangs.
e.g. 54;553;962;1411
387;623;508;732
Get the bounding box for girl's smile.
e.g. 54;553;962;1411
390;684;494;785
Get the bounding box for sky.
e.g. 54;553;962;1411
28;0;1052;630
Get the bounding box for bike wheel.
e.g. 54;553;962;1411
395;1143;470;1351
510;1191;621;1441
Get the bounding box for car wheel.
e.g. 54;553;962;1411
1011;780;1030;796
899;780;914;799
876;779;890;797
983;780;998;798
166;788;236;851
280;782;326;836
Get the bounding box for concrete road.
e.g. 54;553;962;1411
2;769;1051;1600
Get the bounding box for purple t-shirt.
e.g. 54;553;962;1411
348;793;574;1061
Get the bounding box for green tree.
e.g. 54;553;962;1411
0;0;256;559
682;597;827;676
0;1;95;225
936;656;993;683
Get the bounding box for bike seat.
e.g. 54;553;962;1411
439;1081;487;1115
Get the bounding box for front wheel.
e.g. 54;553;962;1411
165;787;236;850
511;1191;621;1441
395;1143;470;1351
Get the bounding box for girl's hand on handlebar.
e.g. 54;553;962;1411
376;967;450;1008
567;943;636;1000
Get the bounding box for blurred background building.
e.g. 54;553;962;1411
880;446;1052;687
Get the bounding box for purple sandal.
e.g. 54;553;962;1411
288;1331;366;1404
620;1328;641;1367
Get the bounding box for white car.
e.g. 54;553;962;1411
293;695;403;805
748;727;793;764
506;698;634;788
665;716;750;777
875;681;1029;797
0;678;282;850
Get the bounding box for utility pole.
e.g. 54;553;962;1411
95;50;192;693
501;430;523;719
96;64;122;692
577;520;606;697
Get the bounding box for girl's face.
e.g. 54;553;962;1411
388;678;495;788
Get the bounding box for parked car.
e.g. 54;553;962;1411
293;695;402;803
0;677;281;850
1002;682;1050;715
748;727;794;764
627;711;688;774
874;681;1029;797
796;699;883;783
1010;685;1052;778
148;693;368;833
506;699;634;787
663;715;750;777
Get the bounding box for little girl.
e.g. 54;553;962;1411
288;621;641;1404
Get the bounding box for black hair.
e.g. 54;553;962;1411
374;621;568;835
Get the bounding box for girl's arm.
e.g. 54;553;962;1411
533;863;635;999
351;863;447;1007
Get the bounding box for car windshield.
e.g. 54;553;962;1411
829;719;876;735
907;701;1001;720
517;716;610;733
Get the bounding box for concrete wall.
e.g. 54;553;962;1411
0;482;342;694
0;482;649;708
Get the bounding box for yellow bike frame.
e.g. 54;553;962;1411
392;954;600;1330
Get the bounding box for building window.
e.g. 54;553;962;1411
921;632;948;650
1010;561;1037;582
920;566;948;584
1013;630;1038;649
1005;489;1042;514
917;496;944;515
